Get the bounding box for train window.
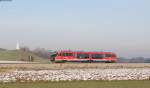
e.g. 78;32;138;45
92;54;103;59
105;54;112;57
77;54;89;59
62;53;73;56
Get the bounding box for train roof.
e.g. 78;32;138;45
56;50;115;54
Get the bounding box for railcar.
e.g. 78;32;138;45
48;50;117;63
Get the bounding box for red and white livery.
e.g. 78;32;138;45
49;50;117;63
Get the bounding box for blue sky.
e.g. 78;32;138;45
0;0;150;57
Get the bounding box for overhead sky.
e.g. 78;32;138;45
0;0;150;57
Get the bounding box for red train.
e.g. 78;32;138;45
49;50;117;63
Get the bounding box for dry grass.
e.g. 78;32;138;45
0;63;150;70
0;68;16;72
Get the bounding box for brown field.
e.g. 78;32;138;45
0;63;150;71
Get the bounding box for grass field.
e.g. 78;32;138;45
0;50;20;61
0;80;149;88
0;50;49;63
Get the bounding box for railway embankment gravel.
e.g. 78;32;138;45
0;68;150;82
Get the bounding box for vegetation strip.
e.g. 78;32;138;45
1;63;150;70
0;80;150;88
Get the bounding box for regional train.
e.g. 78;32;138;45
48;50;117;63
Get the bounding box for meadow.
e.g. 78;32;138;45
0;50;49;63
0;80;149;88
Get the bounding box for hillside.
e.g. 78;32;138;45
0;50;49;63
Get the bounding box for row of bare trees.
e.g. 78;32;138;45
19;47;49;61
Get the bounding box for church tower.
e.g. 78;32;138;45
16;42;20;50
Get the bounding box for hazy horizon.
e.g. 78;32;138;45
0;0;150;58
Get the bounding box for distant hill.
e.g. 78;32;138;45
0;50;49;63
0;48;7;51
117;57;150;63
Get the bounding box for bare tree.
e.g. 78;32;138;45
20;46;30;61
32;48;49;58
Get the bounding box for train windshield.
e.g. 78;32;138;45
105;54;112;57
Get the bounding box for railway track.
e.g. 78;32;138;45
0;61;38;64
